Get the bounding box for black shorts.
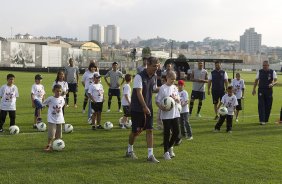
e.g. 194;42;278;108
212;90;225;104
191;90;205;100
91;102;103;112
131;111;153;133
236;99;242;110
108;89;120;97
123;106;131;117
68;83;78;92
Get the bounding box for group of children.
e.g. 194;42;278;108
1;69;278;156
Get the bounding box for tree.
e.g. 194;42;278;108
142;47;151;58
177;54;187;61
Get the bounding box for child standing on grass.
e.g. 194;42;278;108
42;84;65;151
231;73;245;123
0;74;19;132
31;74;45;129
178;80;193;140
120;74;132;129
88;73;104;130
214;86;238;133
52;70;68;115
156;71;180;160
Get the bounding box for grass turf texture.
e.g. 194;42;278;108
0;71;281;184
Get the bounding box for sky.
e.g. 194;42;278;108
0;0;282;47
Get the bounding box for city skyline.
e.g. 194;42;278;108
0;0;282;47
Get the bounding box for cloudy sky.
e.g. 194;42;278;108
0;0;281;46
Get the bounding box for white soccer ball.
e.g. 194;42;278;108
104;121;113;130
161;97;175;111
52;139;65;151
125;120;132;128
64;124;73;133
218;106;228;116
37;122;47;132
9;125;20;135
176;103;182;113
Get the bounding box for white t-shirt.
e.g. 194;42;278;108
0;84;19;111
82;71;98;90
155;84;180;119
231;79;245;99
43;96;65;124
122;83;131;106
88;83;104;102
52;81;69;98
221;94;238;115
31;83;45;102
179;90;189;113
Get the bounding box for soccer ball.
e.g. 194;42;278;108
218;107;228;116
37;122;47;132
52;139;65;151
9;125;20;135
64;124;73;133
161;97;175;111
125;120;132;128
176;103;182;113
104;121;113;130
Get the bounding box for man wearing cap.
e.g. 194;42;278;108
126;56;160;163
104;62;125;112
65;58;79;108
189;61;208;117
252;60;278;125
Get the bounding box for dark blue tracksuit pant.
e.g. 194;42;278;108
258;88;273;123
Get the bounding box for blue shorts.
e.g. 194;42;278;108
34;99;43;117
131;111;153;133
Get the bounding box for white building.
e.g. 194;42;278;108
89;24;104;43
104;25;120;45
240;28;261;54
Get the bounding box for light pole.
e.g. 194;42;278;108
170;40;173;59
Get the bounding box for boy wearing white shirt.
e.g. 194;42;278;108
88;73;104;130
0;74;19;132
42;84;65;151
31;74;45;129
156;71;180;160
214;86;238;133
120;74;132;129
178;80;193;140
231;73;245;122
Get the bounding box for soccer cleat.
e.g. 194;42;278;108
227;130;232;133
174;139;182;146
107;109;111;112
88;118;92;125
260;122;266;125
97;125;104;129
187;136;193;140
118;109;122;112
147;155;160;163
235;119;239;123
163;152;171;160
196;113;202;118
121;125;126;129
168;147;175;158
125;151;138;159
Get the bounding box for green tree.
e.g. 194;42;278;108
142;47;151;58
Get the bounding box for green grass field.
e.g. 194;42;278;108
0;71;281;184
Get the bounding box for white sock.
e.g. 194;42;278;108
128;144;133;153
148;148;153;158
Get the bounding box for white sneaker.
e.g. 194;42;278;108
196;113;202;118
107;109;111;112
168;147;175;158
260;122;266;125
187;136;193;140
147;155;160;163
163;152;171;160
236;119;239;123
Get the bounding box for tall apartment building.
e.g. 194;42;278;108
89;24;104;43
104;25;120;45
240;28;261;54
